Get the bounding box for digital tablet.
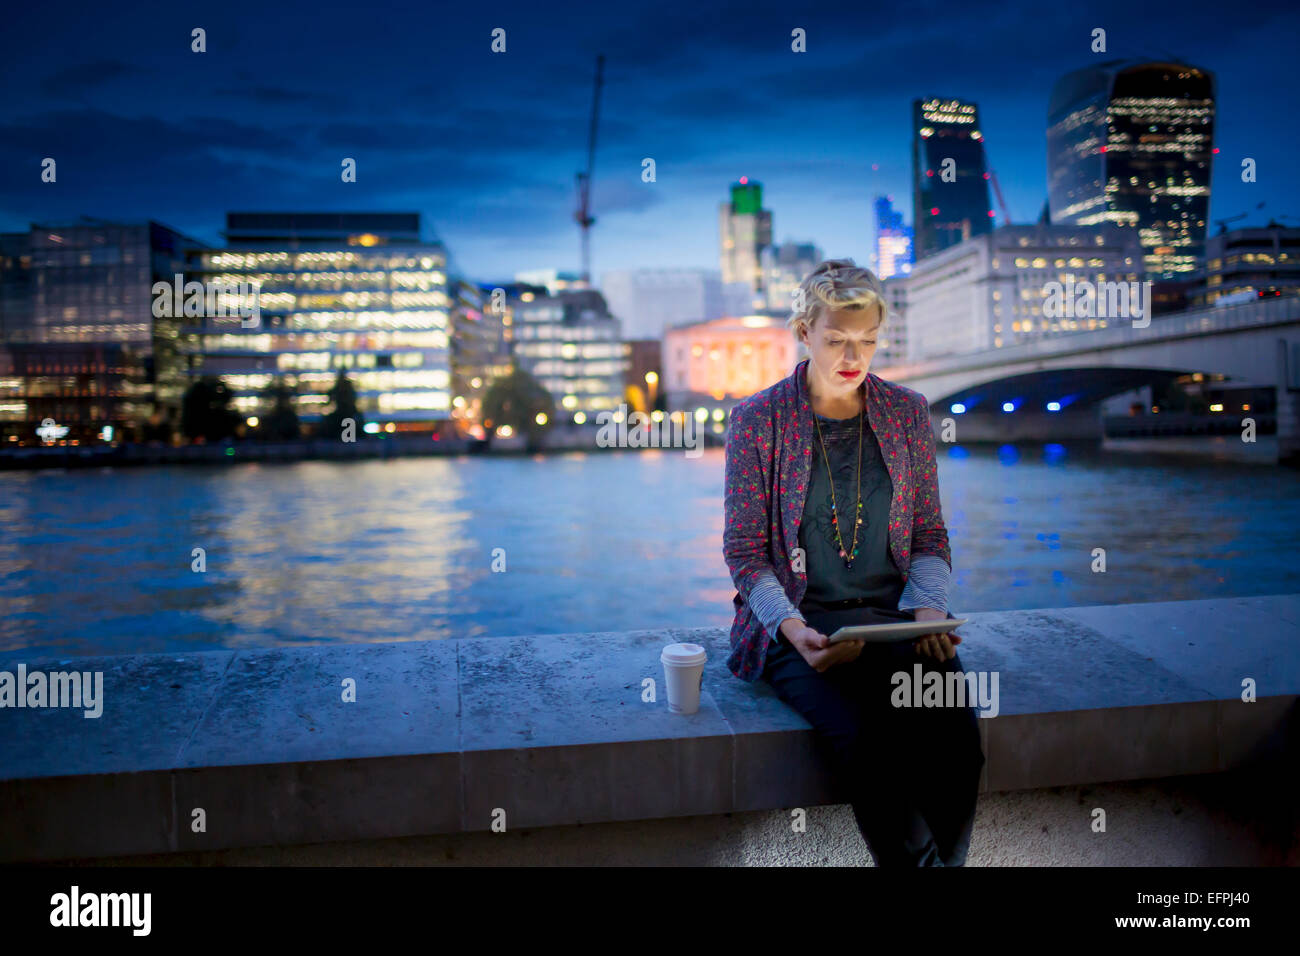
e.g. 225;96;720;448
826;617;969;644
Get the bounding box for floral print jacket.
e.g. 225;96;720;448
723;358;951;681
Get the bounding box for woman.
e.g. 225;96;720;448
722;258;985;867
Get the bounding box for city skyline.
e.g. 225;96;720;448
1;0;1296;282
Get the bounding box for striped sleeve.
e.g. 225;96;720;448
749;567;805;643
897;553;950;615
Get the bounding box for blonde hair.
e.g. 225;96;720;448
787;258;888;339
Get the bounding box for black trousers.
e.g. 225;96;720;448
762;603;985;866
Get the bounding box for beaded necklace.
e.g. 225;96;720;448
811;407;864;569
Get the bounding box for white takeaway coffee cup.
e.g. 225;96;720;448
660;643;707;714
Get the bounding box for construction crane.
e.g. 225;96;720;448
1215;201;1267;234
1214;212;1248;235
574;55;605;287
986;167;1012;225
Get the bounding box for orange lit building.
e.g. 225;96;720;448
663;314;797;418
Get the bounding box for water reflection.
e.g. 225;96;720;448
1;444;1297;659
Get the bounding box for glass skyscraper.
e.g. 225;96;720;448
874;195;914;279
912;97;993;261
1047;60;1215;280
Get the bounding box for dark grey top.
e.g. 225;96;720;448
797;410;905;610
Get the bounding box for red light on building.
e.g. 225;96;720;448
926;170;933;177
739;176;748;184
1100;145;1107;153
930;207;939;215
987;210;995;217
1212;147;1219;154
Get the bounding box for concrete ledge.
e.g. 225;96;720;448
2;595;1297;862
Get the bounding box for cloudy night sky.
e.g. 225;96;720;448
1;0;1296;282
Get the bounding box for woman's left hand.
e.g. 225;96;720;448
912;607;959;661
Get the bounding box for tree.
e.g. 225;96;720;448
319;369;365;440
482;362;555;448
260;380;301;440
141;405;173;444
180;377;240;443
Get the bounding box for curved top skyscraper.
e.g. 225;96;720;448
1047;59;1215;280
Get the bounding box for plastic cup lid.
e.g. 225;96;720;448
661;642;707;666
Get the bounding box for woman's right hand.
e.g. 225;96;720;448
780;619;864;672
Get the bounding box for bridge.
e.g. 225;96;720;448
880;296;1300;463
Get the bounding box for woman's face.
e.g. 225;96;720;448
799;306;882;399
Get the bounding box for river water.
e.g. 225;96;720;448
1;444;1297;660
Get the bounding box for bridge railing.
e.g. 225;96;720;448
886;294;1300;378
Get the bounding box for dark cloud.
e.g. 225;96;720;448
214;86;319;104
40;60;146;98
0;0;1294;274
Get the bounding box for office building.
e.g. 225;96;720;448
912;97;994;260
1047;59;1215;280
512;288;628;415
515;268;585;296
874;195;914;279
760;241;823;312
182;212;452;432
901;223;1142;362
719;178;773;307
1188;222;1300;308
0;218;202;444
599;268;730;341
448;278;513;433
872;277;909;368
